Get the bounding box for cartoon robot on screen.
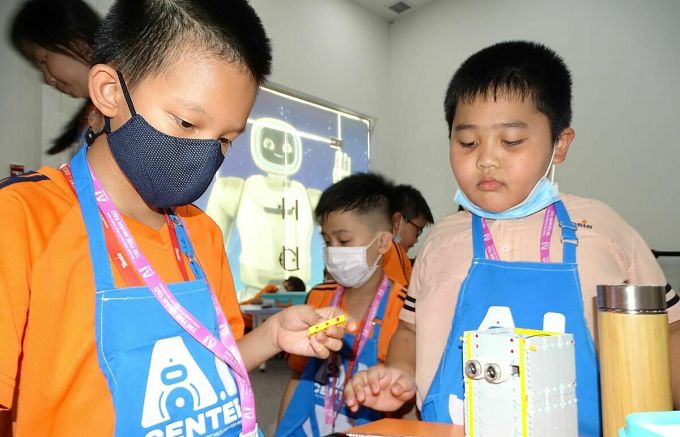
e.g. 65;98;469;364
206;118;349;302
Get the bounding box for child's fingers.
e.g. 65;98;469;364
320;325;344;341
308;335;323;358
390;381;404;397
313;331;343;353
393;374;416;399
366;364;385;395
297;305;328;327
344;376;359;412
309;335;333;359
348;371;369;405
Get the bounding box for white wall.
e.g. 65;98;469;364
250;0;392;172
388;0;680;253
0;0;391;175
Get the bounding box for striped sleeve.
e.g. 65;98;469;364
399;289;416;324
666;283;679;309
402;293;416;312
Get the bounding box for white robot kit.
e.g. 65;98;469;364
462;328;578;437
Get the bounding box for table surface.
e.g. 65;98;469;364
345;418;464;436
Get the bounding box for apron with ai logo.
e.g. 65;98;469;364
66;146;259;436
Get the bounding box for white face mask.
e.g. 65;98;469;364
325;234;383;288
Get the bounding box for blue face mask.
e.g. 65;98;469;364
454;150;559;220
393;218;402;244
104;71;225;209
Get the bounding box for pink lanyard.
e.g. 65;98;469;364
324;274;390;427
481;204;556;262
60;165;191;286
86;165;257;435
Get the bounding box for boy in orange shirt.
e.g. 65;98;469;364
277;173;407;436
382;184;434;287
0;1;348;435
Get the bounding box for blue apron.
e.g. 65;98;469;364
276;283;392;437
420;201;600;437
70;146;254;436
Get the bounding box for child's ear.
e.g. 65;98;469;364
377;231;392;254
88;64;123;120
391;212;402;233
553;128;575;164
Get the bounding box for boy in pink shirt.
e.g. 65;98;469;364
343;41;680;436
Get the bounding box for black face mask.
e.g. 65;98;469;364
104;71;224;209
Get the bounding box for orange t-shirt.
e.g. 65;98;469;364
382;240;413;288
288;278;406;374
0;168;243;435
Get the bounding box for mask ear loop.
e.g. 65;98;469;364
549;164;557;186
393;218;402;244
367;231;389;268
104;71;138;134
546;142;558;188
85;126;104;145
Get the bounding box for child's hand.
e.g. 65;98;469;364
269;305;356;359
344;364;416;412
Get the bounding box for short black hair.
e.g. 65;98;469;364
10;0;101;64
394;184;434;224
284;276;306;292
444;41;572;142
315;173;396;229
92;0;272;87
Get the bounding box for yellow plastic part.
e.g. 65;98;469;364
307;314;347;336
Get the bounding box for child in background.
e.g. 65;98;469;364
382;184;434;287
241;277;306;329
344;41;680;437
277;173;408;436
0;1;349;435
241;283;280;305
241;276;305;306
283;276;306;292
10;0;101;155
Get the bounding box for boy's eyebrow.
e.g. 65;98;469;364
173;96;211;119
498;121;529;129
454;121;529;131
233;124;248;136
453;123;476;132
172;97;246;135
331;229;351;235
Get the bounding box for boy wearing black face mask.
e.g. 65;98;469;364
276;172;409;436
0;1;350;435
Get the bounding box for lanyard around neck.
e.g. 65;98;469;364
60;164;189;285
62;161;257;435
324;274;390;428
481;204;556;262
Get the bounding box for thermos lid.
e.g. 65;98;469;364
597;284;667;313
